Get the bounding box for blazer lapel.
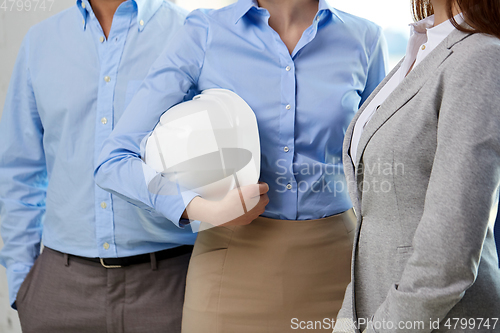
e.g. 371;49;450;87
353;29;472;170
343;59;404;214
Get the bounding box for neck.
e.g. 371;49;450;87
258;0;319;53
258;0;318;30
431;0;460;26
89;0;126;38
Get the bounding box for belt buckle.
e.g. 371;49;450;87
100;258;122;269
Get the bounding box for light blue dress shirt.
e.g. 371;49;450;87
0;0;196;307
95;0;387;227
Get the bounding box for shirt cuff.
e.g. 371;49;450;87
155;189;200;228
6;262;33;309
139;130;153;159
179;217;203;233
179;218;191;226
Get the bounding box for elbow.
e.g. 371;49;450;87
94;143;121;191
93;160;109;191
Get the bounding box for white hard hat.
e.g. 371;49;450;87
144;89;260;201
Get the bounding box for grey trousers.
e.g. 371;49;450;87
16;246;192;333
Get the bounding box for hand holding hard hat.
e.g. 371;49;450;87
187;181;269;228
143;89;267;228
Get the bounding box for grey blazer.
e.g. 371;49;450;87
335;29;500;333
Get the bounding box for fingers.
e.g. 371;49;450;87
239;182;269;198
218;192;269;227
207;183;270;228
258;195;269;215
249;193;269;215
258;182;269;194
260;193;269;206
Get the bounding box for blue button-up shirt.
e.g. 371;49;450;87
95;0;387;225
0;0;195;307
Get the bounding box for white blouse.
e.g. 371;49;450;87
350;14;464;163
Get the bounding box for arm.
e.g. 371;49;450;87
95;11;209;228
360;26;388;106
95;11;269;229
367;43;500;333
0;32;46;309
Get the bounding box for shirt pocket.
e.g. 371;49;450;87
124;80;143;109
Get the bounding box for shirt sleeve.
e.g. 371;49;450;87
0;31;46;309
360;26;388;106
94;10;209;228
367;42;500;333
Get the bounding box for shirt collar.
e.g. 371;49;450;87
77;0;87;28
232;0;263;24
134;0;163;31
425;13;464;46
409;14;435;35
76;0;162;31
409;13;464;37
400;13;464;80
232;0;344;24
318;0;344;23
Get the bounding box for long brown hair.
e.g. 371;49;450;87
411;0;500;40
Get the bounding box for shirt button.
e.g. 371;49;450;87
283;146;289;153
316;16;320;21
286;104;291;110
100;202;107;209
82;19;85;25
286;184;292;190
421;45;426;50
285;66;291;71
104;76;111;83
139;19;144;26
100;36;105;43
101;117;108;125
103;242;110;250
81;2;85;8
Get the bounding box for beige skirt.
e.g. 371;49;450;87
182;209;356;333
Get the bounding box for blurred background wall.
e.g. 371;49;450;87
0;0;411;332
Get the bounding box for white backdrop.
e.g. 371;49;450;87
0;1;411;332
